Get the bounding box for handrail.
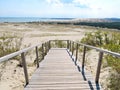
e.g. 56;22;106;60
70;41;120;58
0;42;44;86
0;40;120;86
78;42;120;58
67;40;120;84
0;43;42;63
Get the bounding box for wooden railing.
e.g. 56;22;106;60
66;40;120;83
49;40;120;83
0;40;120;86
0;41;50;86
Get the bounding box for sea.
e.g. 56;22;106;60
0;17;74;22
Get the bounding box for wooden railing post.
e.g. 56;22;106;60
21;52;29;85
49;40;51;50
70;41;71;51
48;41;49;52
67;40;69;49
75;43;79;65
95;52;103;83
42;43;44;59
72;42;74;56
82;46;86;68
45;42;47;55
35;46;39;68
47;41;49;52
46;42;48;52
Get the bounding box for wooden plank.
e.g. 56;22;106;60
24;48;101;90
25;85;100;90
25;84;99;88
25;88;92;90
29;81;92;84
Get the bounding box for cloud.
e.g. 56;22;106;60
46;0;73;4
73;0;89;6
73;0;102;9
39;0;120;18
2;0;119;18
46;0;63;7
44;0;99;17
45;0;90;9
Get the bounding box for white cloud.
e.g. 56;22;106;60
1;0;120;17
44;0;120;18
73;0;89;6
46;0;63;7
73;0;102;10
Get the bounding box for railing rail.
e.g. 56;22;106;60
77;42;120;58
0;42;46;86
0;40;120;86
0;44;41;63
68;40;120;83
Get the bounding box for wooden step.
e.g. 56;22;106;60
24;48;102;90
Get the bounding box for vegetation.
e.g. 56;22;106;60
81;31;120;89
74;22;120;30
51;40;67;48
81;31;104;46
0;33;23;80
0;33;22;57
45;21;120;30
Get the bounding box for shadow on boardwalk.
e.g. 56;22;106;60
67;49;101;90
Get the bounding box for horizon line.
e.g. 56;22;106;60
0;17;120;19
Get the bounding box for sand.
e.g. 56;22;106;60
0;22;113;90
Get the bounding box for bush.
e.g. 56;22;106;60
108;73;120;90
0;33;22;57
51;40;67;48
81;31;104;46
81;31;120;90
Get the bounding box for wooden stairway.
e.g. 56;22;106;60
24;48;101;90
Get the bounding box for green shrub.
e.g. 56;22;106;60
55;40;66;48
50;40;67;48
81;31;120;90
105;55;120;73
108;73;120;90
0;33;22;57
81;31;104;46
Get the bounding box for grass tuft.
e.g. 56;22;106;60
81;30;120;89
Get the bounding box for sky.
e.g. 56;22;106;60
0;0;120;18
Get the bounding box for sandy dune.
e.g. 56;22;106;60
0;23;111;90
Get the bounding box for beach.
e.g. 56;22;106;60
0;0;120;89
0;22;117;90
0;22;91;90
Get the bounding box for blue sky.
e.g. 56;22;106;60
0;0;120;18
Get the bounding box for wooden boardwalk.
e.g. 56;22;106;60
24;48;101;90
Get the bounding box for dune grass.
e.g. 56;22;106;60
81;30;120;89
0;33;22;57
